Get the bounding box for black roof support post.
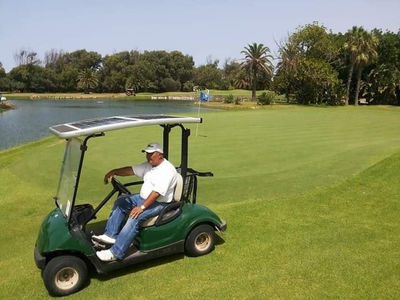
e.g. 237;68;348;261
162;123;190;180
162;125;171;160
179;125;190;180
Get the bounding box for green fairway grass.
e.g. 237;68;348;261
0;106;399;299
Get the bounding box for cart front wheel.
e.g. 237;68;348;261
43;255;88;296
185;224;215;257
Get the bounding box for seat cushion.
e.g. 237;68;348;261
173;173;183;201
141;215;158;227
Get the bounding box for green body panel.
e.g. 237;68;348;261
36;204;222;256
36;208;94;256
138;203;223;251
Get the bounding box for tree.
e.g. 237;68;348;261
8;64;56;92
14;49;41;66
45;49;102;92
0;62;9;91
362;30;400;105
77;69;99;93
44;49;65;66
293;58;342;105
193;64;223;89
241;43;273;100
274;23;342;104
274;39;299;100
344;26;378;105
99;51;138;92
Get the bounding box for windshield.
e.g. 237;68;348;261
56;138;82;218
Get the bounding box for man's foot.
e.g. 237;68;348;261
96;249;117;262
92;234;116;244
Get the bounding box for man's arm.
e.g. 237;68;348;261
104;166;134;184
129;191;160;219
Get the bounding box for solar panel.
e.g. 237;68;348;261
49;115;202;139
70;117;132;129
51;124;76;133
129;115;179;120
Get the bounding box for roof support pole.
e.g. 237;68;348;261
179;125;190;180
162;125;171;160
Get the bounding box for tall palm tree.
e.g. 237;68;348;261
77;69;99;93
344;27;378;105
241;43;273;100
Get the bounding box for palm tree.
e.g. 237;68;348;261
344;27;378;105
77;69;99;93
241;43;273;100
276;38;300;101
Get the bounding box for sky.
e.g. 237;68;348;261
1;0;399;72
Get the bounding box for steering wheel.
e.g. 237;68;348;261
111;177;132;195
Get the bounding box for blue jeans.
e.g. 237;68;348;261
104;194;165;259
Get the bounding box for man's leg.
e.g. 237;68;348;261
110;201;166;259
104;194;140;238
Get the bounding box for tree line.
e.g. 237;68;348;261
0;23;399;105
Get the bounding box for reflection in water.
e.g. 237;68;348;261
0;99;213;151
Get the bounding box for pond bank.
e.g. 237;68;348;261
0;101;15;111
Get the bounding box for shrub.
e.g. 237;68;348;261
225;94;234;104
257;91;276;105
182;81;195;92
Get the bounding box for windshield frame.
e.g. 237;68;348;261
55;138;82;219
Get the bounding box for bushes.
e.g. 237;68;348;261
224;94;241;105
225;94;234;103
257;91;277;105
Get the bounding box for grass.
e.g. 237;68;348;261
0;106;399;299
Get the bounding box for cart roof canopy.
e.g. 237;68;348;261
50;115;202;139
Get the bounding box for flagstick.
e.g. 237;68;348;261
196;96;201;137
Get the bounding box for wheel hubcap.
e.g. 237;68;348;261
195;232;211;251
55;267;79;290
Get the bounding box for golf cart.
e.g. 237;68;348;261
34;115;226;296
125;89;136;96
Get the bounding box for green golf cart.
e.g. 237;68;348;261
34;115;226;296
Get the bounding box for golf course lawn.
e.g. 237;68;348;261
0;105;399;299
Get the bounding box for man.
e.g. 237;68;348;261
94;142;177;261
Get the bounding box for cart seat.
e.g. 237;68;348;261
140;173;183;227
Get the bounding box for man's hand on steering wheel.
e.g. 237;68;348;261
111;177;132;195
104;170;115;184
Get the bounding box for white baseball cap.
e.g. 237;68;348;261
142;142;163;154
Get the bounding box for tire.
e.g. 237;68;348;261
42;255;88;296
185;224;215;257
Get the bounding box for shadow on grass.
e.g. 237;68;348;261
92;253;185;282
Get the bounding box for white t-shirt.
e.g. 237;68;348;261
132;159;177;203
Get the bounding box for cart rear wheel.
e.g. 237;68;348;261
43;255;88;296
185;224;215;257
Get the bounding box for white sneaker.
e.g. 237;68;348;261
92;234;116;244
96;249;117;261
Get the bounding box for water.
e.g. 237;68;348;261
0;99;212;151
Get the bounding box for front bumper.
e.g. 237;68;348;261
34;246;46;270
218;219;227;232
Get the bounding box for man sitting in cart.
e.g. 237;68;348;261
93;142;178;261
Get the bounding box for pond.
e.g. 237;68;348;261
0;99;214;151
